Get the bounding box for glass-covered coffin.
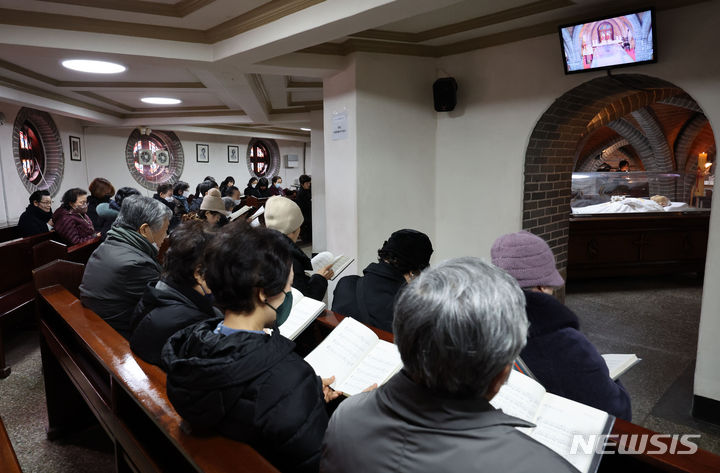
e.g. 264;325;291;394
571;172;712;215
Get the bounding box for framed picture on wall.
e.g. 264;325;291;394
69;136;81;161
196;144;209;163
228;145;239;163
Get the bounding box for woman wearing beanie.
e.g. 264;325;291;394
264;196;333;300
332;229;433;332
199;188;229;227
491;231;632;421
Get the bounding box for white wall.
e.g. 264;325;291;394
310;109;327;252
0;111;309;224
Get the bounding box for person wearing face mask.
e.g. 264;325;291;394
269;175;284;196
80;195;172;339
244;177;260;198
52;187;100;245
199;188;229;228
162;222;340;473
130;221;220;366
172;181;191;220
153;183;179;229
491;231;632;421
18;190;54;237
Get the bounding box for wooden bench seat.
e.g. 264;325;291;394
0;415;22;473
32;236;101;268
34;281;278;473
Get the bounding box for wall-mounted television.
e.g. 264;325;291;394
559;8;656;74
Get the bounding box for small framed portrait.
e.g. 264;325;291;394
196;144;209;163
155;149;170;166
228;145;239;163
69;136;81;161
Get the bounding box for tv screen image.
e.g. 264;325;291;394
560;9;655;74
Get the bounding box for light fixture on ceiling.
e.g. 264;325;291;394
300;127;311;131
141;97;182;105
62;59;126;74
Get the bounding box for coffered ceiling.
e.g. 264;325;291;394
0;0;705;140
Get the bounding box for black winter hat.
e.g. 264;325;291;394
380;229;433;270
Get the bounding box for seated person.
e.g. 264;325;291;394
264;196;333;300
52;187;99;245
321;258;576;473
154;183;179;229
80;195;171;339
18;190;53;237
199;188;229;227
256;177;272;198
162;223;339;473
172;181;191;215
244;177;260;198
219;175;235;196
270;175;284;196
130;221;219;366
332;229;432;332
96;187;141;235
189;180;218;212
87;177;114;230
491;231;632;420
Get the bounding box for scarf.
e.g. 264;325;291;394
107;225;160;264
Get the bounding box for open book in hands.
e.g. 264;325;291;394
277;287;326;340
304;317;402;396
491;370;614;473
305;251;354;280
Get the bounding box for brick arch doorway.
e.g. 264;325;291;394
522;73;700;288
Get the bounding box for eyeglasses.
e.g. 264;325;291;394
39;200;53;205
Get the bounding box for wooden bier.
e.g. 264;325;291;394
568;213;710;279
0;231;55;377
0;416;22;473
314;311;720;473
33;275;279;473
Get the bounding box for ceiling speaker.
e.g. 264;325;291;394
433;77;457;112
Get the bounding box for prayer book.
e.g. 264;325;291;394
277;287;326;340
304;317;403;396
229;205;253;221
491;370;614;473
305;251;354;280
601;354;641;381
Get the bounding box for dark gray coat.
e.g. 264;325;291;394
80;234;161;339
321;371;577;473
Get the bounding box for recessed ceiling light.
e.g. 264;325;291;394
141;97;182;105
62;59;126;74
300;127;311;131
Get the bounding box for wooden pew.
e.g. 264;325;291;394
32;236;101;268
33;279;279;473
0;224;21;244
314;311;720;473
0;231;55;377
0;415;23;473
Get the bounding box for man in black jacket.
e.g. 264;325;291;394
162;223;339;473
332;229;433;332
264;196;333;300
18;190;53;237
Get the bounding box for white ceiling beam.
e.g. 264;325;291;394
189;66;269;123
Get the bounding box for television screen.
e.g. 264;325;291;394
559;9;656;74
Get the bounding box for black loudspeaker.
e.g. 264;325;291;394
433;77;457;112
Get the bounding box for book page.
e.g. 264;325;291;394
249;206;265;221
335;340;402;395
490;369;547;424
330;255;354;281
529;393;609;473
304;317;379;388
278;288;326;340
311;251;335;272
230;205;253;221
601;354;640;380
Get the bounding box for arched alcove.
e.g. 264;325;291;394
12;107;64;196
523;74;714;281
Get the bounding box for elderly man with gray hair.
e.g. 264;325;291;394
80;195;172;339
320;257;576;473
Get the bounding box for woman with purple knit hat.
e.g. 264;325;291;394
491;231;632;421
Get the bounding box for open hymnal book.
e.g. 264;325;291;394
229;205;253;222
305;251;354;281
304;317;402;396
601;354;641;381
277;287;326;340
491;370;614;473
249;206;265;221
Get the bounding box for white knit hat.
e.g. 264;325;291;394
200;188;228;215
265;196;304;235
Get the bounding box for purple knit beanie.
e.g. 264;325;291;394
490;231;564;288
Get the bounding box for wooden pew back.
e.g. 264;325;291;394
0;232;54;295
35;282;279;473
0;416;22;473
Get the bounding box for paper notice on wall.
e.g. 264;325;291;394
332;112;348;141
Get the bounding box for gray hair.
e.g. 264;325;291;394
393;257;528;398
222;197;235;211
114;195;171;231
